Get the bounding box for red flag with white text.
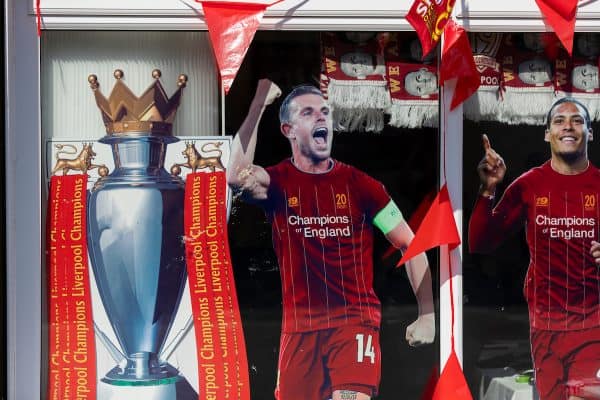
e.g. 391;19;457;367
406;0;456;59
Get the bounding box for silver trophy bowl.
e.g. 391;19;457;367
87;134;187;386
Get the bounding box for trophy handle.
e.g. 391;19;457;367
93;321;126;364
160;315;194;362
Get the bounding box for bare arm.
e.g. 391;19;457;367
386;221;434;316
385;220;435;346
227;79;281;202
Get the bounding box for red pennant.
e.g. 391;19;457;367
398;184;460;266
535;0;577;55
382;190;436;261
199;1;282;94
440;20;480;110
406;0;456;59
420;366;439;400
432;350;473;400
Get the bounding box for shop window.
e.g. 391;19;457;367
463;32;600;399
226;31;440;399
40;29;440;399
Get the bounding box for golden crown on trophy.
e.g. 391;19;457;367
88;69;187;136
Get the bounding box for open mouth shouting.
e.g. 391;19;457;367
312;127;329;146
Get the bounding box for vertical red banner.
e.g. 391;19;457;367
184;171;250;400
46;175;96;400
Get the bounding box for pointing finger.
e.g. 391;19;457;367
482;134;491;152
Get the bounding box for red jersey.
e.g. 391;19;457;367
469;161;600;331
264;159;391;333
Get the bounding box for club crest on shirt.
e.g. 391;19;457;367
584;194;596;211
288;196;299;207
535;196;549;207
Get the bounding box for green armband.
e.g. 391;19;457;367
373;200;404;235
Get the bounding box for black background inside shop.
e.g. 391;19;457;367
225;32;439;399
225;30;600;399
226;31;440;399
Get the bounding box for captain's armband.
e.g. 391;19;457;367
373;200;404;235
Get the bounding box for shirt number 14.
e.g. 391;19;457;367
355;333;375;364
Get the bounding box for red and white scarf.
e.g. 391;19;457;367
495;34;556;124
464;33;504;122
385;61;438;128
321;32;390;132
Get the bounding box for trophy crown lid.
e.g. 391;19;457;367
89;69;188;137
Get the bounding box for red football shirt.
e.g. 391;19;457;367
469;161;600;331
264;159;391;333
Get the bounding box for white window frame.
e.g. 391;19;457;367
6;1;600;399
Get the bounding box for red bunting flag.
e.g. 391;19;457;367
439;20;480;110
432;350;473;400
535;0;578;55
382;189;437;261
198;0;283;94
398;183;460;266
406;0;456;59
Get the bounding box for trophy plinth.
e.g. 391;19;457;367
103;351;181;385
87;70;190;395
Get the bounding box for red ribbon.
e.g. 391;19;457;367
401;54;472;397
184;171;250;400
46;175;97;400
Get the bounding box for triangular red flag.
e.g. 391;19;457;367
432;350;473;400
382;190;436;261
406;0;456;59
398;184;460;266
420;365;439;400
440;20;480;110
199;1;279;94
535;0;578;55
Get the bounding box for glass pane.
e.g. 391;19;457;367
463;32;600;400
40;29;440;400
226;31;440;399
40;30;221;400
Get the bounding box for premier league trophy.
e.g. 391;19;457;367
86;69;189;399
